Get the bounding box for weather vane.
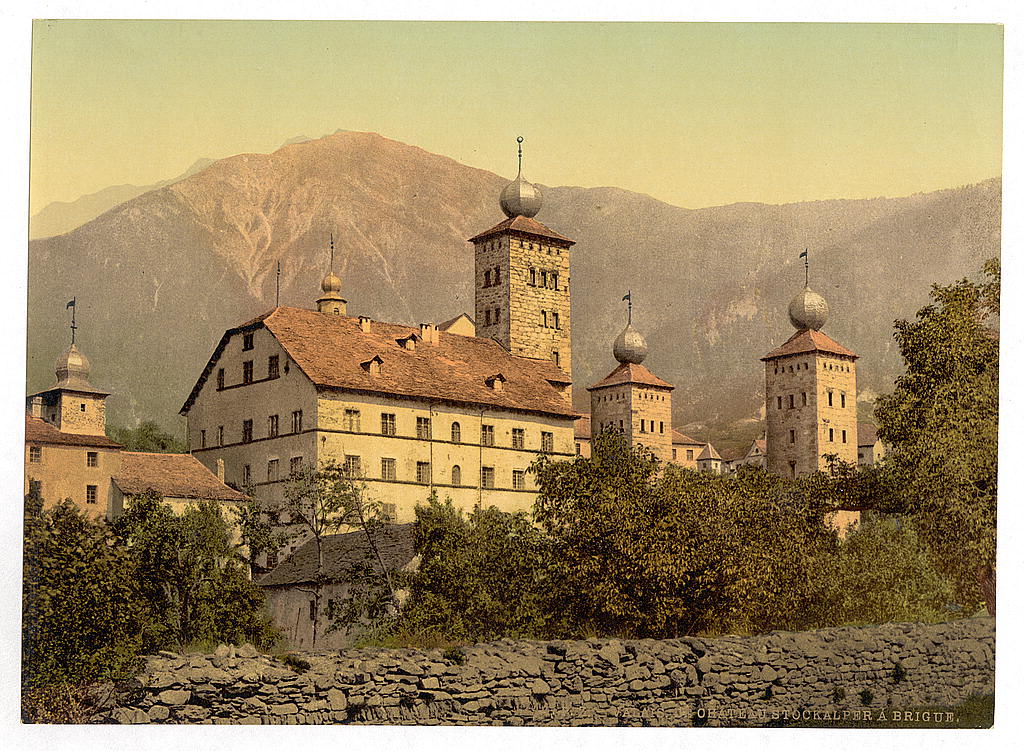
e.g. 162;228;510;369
622;290;633;325
66;297;77;345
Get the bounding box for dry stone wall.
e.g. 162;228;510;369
101;617;994;726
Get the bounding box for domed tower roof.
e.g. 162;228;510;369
321;270;342;294
613;323;648;364
499;136;543;219
788;286;829;331
54;342;94;389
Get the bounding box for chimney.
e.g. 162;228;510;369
359;316;372;333
216;458;225;483
419;323;438;344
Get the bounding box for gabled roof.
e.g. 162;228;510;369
258;524;417;587
761;329;858;361
697;443;722;461
858;424;880;447
588;362;675;391
468;215;575;246
437;313;475;336
181;307;577;419
671;429;702;446
113;452;244;501
25;414;122;449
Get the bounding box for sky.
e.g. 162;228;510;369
28;20;1003;215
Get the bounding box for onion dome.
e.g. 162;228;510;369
321;270;342;294
613;323;649;364
54;343;93;389
788;286;829;330
500;174;543;218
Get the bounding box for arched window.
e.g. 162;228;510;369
451;422;461;443
451;465;462;486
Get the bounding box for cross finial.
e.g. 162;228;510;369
516;136;523;175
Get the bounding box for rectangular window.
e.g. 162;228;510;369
290;456;303;475
789;429;796;444
416;416;431;440
841;393;847;408
200;429;206;449
529;268;536;286
493;266;501;285
659;421;664;434
381;458;396;481
381;503;397;522
552;273;559;291
512;470;526;490
309;600;317;623
29;446;41;463
86;451;98;468
552;350;560;367
687;449;694;461
267;459;279;482
842;430;848;443
242;332;254;351
292;410;303;433
829;428;834;442
217;368;225;390
481;466;495;489
788;394;795;409
802;392;808;407
828;391;834;407
541;431;554;452
268;355;280;379
29;479;41;497
640;421;646;433
576;443;582;455
483;269;491;287
218;426;224;446
541;270;548;288
243;360;254;384
416;461;431;484
243;464;251;486
542;310;548;327
268;414;279;438
553;312;560;329
494;307;501;323
343;408;361;432
344;455;361;477
381;413;396;436
86;485;97;505
511;428;525;449
481;424;495;446
266;551;278;569
242;419;253;443
777;396;783;410
485;309;492;326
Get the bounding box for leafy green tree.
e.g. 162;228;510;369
874;259;998;612
114;491;276;649
22;499;147;722
394;496;556;642
106;420;187;453
276;462;400;647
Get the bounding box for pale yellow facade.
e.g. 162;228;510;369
24;440;121;518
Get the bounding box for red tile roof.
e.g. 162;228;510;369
761;329;858;361
468;215;575;246
114;452;244;501
858;424;879;447
697;443;722;461
671;429;702;446
182;307;577;419
25;414;122;449
588;362;675;391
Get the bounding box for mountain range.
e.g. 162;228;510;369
26;131;1000;455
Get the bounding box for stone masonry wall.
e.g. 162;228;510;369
101;617;994;727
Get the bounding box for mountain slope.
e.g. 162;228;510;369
26;131;1000;440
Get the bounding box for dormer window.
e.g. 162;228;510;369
396;334;419;351
486;373;507;391
361;355;384;375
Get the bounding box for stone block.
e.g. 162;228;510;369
326;688;348;711
156;689;191;705
271;703;299;715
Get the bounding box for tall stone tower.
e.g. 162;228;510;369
762;278;859;486
468;138;575;376
589;302;675;461
27;340;110;437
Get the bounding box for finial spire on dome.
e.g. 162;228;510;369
788;249;829;330
613;292;648;364
66;297;77;345
317;232;347;315
499;136;543;219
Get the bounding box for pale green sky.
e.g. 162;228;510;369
29;21;1003;214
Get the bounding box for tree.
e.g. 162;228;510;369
874;259;998;613
106;420;187;453
22;499;147;722
276;462;400;647
393;496;556;642
114;491;276;650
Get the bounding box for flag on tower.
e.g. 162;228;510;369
66;298;76;309
622;291;631;302
799;250;808;259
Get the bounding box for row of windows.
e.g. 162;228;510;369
527;268;560;290
773;360;852;374
28;446;100;468
28;481;99;505
482;266;502;287
775;391;847;410
201;410;303;448
217;355;281;389
786;428;850;444
594;390;666;404
242;455;304;485
517;239;561;255
595;419;666;435
483;307;502;326
346;411;555;451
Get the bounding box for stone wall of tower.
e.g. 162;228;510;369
39;390;108;436
591;384;673;462
765;351;858;478
474;236;510;346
